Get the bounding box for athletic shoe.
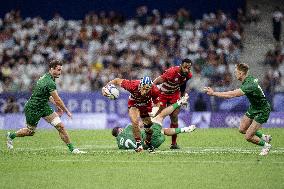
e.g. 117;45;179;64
259;143;271;156
263;135;272;143
184;125;196;133
145;141;155;154
170;144;180;150
135;141;143;152
72;149;87;154
6;132;13;150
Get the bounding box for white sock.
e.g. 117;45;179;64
181;127;188;133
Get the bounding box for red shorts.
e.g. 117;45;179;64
128;100;152;118
159;92;181;107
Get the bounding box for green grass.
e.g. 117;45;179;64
1;128;284;189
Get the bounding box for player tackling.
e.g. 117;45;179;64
204;63;272;156
6;60;85;154
112;93;196;151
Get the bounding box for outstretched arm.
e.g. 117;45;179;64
102;78;124;97
50;90;72;118
153;76;164;85
203;87;244;99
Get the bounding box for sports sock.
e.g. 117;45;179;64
258;140;265;146
9;132;16;139
67;143;75;152
255;131;263;138
175;128;182;134
172;103;180;110
170;123;178;145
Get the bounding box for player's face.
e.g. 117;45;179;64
180;63;191;76
234;67;243;81
139;85;151;96
51;65;62;78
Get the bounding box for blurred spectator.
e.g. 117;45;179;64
272;6;283;43
0;8;244;93
194;94;207;111
248;5;261;25
4;96;19;113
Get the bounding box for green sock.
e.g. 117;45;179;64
258;140;265;146
67;143;75;152
9;132;16;139
175;128;181;134
255;131;263;138
172;103;180;110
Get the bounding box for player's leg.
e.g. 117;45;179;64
245;120;271;155
6;106;40;149
163;125;196;136
43;108;85;154
128;106;143;152
169;109;180;149
239;115;253;134
141;116;155;153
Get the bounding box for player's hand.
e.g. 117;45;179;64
204;87;214;96
102;86;111;97
66;110;73;119
56;106;64;117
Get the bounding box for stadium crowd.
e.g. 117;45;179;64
0;7;244;93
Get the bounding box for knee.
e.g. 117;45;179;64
239;128;246;134
244;134;253;142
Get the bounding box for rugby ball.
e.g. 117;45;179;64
107;84;120;100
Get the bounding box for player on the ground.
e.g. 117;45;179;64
102;76;160;153
204;63;272;156
112;93;196;151
153;58;193;149
6;60;86;154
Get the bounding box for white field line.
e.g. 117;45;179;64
50;159;284;164
6;145;284;154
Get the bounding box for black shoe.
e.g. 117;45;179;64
135;141;143;152
170;144;180;149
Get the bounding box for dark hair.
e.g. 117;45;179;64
236;63;249;74
181;58;192;65
49;60;63;69
112;127;121;137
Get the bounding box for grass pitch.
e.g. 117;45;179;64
1;128;284;189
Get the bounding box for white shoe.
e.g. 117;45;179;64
259;143;271;156
184;125;196;133
72;149;87;154
6;132;13;150
263;135;272;143
177;93;189;106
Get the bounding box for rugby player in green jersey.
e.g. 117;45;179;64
6;60;86;154
111;93;196;152
204;63;272;156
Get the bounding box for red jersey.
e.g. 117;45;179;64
160;66;192;94
121;79;160;105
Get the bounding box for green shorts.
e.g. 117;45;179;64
24;103;54;127
151;123;166;148
245;106;271;124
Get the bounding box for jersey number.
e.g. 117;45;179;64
119;138;136;149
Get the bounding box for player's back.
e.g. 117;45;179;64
26;73;56;108
116;125;146;149
240;75;270;110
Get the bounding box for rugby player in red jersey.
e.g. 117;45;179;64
153;59;192;149
102;76;160;153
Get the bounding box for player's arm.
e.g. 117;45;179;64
102;78;124;97
108;78;124;86
204;87;244;99
49;96;64;116
153;76;165;85
50;90;72;118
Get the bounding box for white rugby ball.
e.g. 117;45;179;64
107;84;120;100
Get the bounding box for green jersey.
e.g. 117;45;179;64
25;73;56;110
240;75;270;110
116;125;146;150
116;123;165;150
